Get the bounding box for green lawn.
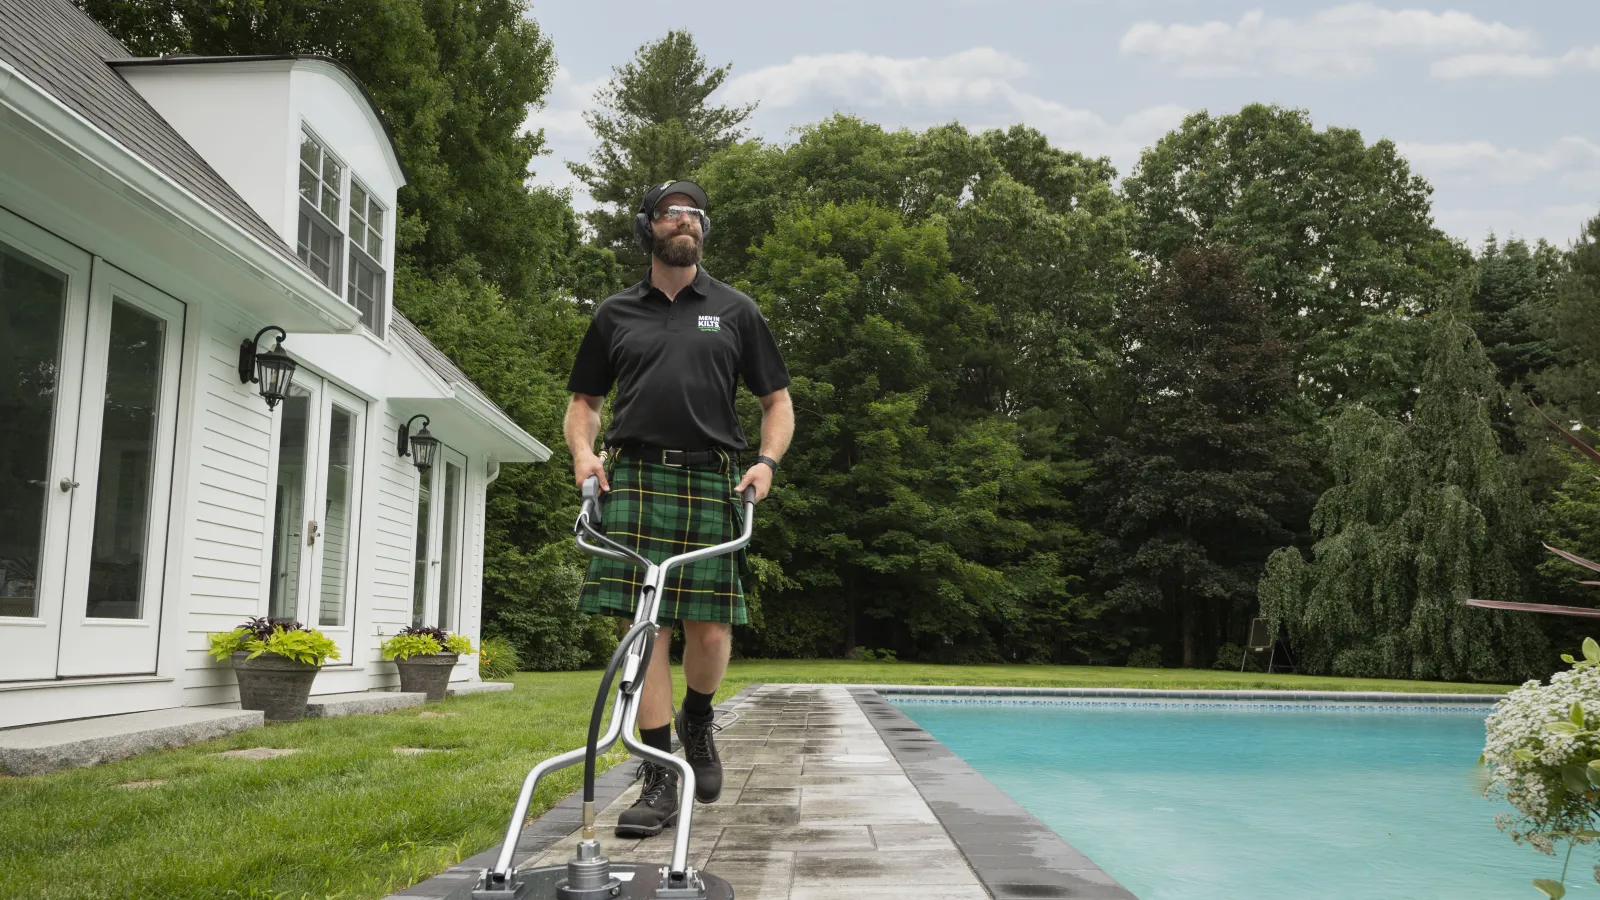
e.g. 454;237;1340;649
0;662;1512;899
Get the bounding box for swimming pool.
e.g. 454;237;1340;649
890;696;1586;899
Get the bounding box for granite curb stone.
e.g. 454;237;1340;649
306;691;428;718
0;707;264;776
447;681;516;696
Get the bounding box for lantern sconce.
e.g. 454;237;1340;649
237;326;298;410
398;414;440;471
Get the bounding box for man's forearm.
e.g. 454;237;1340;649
564;396;602;459
758;392;795;463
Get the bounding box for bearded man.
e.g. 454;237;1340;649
563;180;794;838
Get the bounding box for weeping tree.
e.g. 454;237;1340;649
1259;302;1550;682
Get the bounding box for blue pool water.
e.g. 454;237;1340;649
891;698;1588;900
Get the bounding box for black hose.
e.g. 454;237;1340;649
584;618;658;803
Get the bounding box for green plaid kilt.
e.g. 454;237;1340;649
577;449;750;625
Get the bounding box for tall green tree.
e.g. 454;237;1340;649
1259;304;1549;682
1531;213;1600;437
697;117;1120;661
736;200;1084;660
1123;104;1467;416
1470;235;1561;393
1091;244;1312;668
569;30;754;270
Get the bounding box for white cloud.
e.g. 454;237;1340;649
1431;45;1600;79
1431;203;1598;248
721;48;1186;166
523;67;607;208
526;67;604;143
1397;136;1600;191
1120;3;1536;78
720;47;1032;109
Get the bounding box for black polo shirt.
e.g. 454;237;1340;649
566;267;790;452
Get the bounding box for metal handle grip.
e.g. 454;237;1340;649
581;474;602;525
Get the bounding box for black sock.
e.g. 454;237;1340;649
640;724;672;756
683;687;715;719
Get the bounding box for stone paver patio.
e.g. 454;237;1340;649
520;684;985;899
398;683;1133;900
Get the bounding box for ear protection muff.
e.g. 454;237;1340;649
635;181;671;252
634;181;710;253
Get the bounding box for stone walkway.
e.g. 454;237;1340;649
520;683;988;900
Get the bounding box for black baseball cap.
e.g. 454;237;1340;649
641;180;709;213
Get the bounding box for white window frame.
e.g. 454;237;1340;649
296;127;345;293
346;178;387;336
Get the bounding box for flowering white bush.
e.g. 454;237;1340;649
1483;638;1600;897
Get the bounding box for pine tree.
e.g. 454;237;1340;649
1471;235;1561;393
569;30;754;270
1531;213;1600;439
1092;244;1312;668
1260;304;1550;682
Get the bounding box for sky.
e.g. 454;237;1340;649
524;1;1600;248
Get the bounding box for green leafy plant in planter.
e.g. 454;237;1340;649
381;625;475;701
207;617;339;722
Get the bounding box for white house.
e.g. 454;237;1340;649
0;0;549;729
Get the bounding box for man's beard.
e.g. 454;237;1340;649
653;229;703;267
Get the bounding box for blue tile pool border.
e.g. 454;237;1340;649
850;687;1138;900
864;684;1505;706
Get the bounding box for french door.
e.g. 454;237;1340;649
0;212;183;681
265;373;365;664
411;447;466;633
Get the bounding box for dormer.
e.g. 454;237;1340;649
114;56;406;336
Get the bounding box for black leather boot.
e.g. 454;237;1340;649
614;761;679;837
676;708;722;803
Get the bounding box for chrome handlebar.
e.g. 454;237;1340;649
575;475;756;572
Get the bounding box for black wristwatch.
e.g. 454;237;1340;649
756;455;779;472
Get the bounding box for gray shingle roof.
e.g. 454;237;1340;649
0;0;304;265
390;313;507;416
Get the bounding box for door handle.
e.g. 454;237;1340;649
306;520;320;546
59;478;80;492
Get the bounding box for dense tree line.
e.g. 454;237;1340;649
81;2;1600;681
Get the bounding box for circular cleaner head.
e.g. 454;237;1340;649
481;863;734;900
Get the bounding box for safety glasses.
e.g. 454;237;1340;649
652;204;708;224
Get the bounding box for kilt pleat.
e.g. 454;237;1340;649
577;449;748;625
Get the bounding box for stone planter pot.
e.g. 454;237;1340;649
395;652;458;701
231;651;320;722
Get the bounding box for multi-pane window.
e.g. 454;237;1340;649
296;130;343;292
299;131;342;223
347;179;386;335
349;181;384;260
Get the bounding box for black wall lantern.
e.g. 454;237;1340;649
398;414;440;471
238;326;298;410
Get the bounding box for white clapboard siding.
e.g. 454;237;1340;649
182;313;274;706
363;403;420;688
